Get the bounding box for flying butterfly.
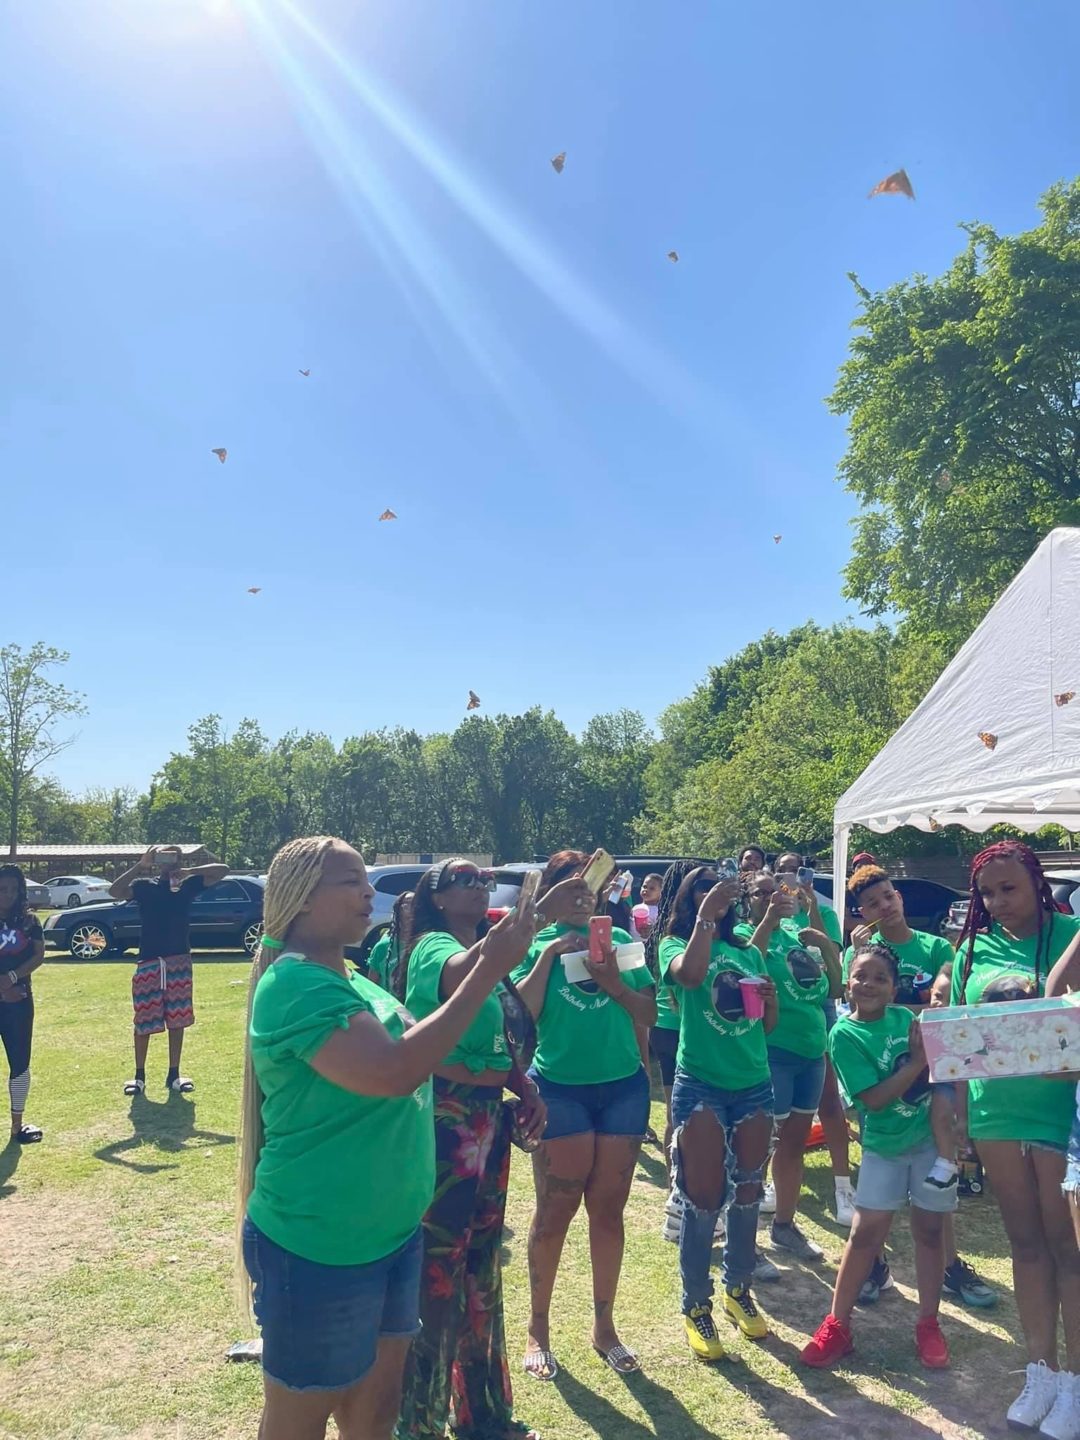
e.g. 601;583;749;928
667;251;679;263
379;509;397;522
467;691;481;711
299;369;311;377
868;167;915;200
978;731;998;751
773;535;782;544
928;817;941;832
211;448;227;464
247;587;262;595
1056;692;1076;707
551;152;566;174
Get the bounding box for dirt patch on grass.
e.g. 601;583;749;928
0;1187;121;1285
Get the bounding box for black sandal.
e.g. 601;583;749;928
15;1123;43;1144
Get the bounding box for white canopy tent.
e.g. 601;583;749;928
833;527;1080;888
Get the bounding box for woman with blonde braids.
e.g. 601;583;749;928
238;837;539;1440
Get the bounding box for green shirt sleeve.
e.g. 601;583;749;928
818;902;843;946
842;944;853;984
367;934;391;989
658;935;686;984
930;935;954;976
252;958;370;1065
405;932;465;1021
828;1023;880;1104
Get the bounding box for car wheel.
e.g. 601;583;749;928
67;893;82;908
70;922;114;959
243;921;261;957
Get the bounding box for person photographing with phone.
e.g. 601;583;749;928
513;850;657;1382
110;844;228;1094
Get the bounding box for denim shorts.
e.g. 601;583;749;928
670;1067;774;1136
855;1142;958;1215
1065;1109;1080;1196
242;1216;422;1391
530;1065;651;1140
649;1026;680;1088
767;1046;826;1121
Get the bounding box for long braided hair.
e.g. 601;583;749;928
237;835;338;1303
955;840;1064;1002
646;860;699;980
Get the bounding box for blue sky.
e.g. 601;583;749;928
3;0;1078;793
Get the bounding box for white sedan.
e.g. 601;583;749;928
42;875;114;909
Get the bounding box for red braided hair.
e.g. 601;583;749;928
956;840;1065;1002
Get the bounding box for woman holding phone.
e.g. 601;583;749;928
659;866;777;1359
395;859;591;1440
514;850;657;1381
238;837;538;1440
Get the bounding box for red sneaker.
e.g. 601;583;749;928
800;1314;854;1368
915;1315;949;1369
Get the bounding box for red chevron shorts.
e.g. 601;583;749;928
132;954;195;1035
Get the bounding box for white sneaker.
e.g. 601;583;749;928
834;1179;857;1227
759;1183;776;1214
1008;1361;1059;1432
1040;1370;1080;1439
662;1189;684;1242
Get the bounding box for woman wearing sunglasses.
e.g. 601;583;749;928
513;851;658;1381
395;859;592;1440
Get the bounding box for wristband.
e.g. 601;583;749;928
696;916;716;931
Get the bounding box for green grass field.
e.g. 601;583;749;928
1;958;1027;1439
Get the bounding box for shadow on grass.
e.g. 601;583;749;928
0;1136;23;1197
93;1092;234;1175
554;1361;700;1437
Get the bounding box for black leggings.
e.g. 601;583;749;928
1;993;34;1081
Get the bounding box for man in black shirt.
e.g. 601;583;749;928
110;846;228;1095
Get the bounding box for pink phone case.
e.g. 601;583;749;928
589;916;613;964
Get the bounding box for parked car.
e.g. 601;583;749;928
23;877;51;910
43;876;266;959
41;874;114;909
944;898;970;943
1047;871;1080;915
813;874;964;938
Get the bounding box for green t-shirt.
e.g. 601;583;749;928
735;920;828;1060
366;933;399;992
405;931;512;1075
842;927;954;987
828;1005;931;1156
248;954;434;1265
949;913;1080;1147
511;924;653;1085
658;934;770;1091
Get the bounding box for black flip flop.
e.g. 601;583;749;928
15;1123;43;1144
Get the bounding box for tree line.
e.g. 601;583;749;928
4;179;1079;866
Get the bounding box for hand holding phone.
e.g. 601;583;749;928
580;849;617;897
517;870;541;910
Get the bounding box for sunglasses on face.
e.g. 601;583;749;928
440;869;496;893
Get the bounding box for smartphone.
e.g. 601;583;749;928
589;915;613;964
580;848;617;896
155;849;180;868
797;865;815;889
517;870;541;910
717;857;739;880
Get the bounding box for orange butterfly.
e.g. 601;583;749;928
667;251;679;263
1056;692;1076;707
978;731;998;751
551;152;566;174
247;587;262;595
379;509;397;522
467;691;481;711
773;535;782;544
928;817;941;832
299;369;311;377
211;448;227;464
868;168;915;200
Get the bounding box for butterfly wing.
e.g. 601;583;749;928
467;691;481;710
379;509;397;521
551;152;566;173
212;448;227;463
978;731;998;751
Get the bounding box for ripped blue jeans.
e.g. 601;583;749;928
670;1068;774;1309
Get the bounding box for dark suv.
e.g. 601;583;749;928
43;876;266;959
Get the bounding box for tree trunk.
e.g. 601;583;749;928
8;776;18;857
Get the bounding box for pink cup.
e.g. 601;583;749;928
739;976;766;1020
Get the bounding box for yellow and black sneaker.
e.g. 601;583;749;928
723;1284;768;1340
684;1303;727;1361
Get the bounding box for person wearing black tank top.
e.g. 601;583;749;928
0;864;46;1144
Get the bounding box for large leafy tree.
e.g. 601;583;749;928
832;179;1080;645
0;643;87;853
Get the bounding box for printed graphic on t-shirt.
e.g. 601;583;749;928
786;946;824;988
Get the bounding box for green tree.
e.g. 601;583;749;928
0;643;87;854
576;710;652;852
831;178;1080;645
148;715;273;865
